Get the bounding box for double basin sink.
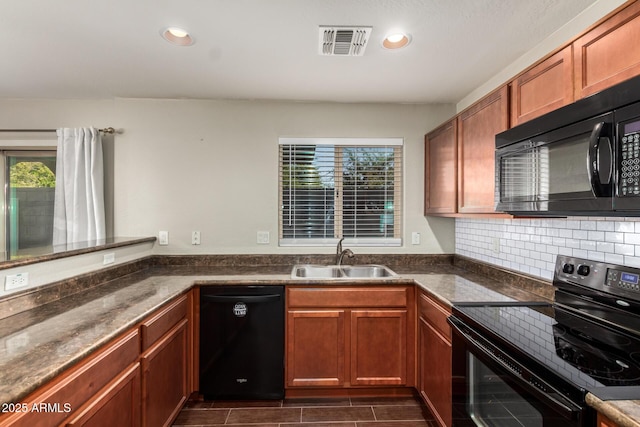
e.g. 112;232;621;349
291;264;397;279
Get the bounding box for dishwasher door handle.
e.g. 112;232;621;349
202;294;282;303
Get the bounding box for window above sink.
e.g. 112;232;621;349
279;138;403;247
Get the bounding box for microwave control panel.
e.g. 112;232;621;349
620;129;640;197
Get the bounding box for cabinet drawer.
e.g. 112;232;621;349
418;291;451;341
0;329;139;427
288;287;408;308
141;294;188;351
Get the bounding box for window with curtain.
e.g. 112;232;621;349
279;138;402;246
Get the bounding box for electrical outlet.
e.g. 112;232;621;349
192;231;201;245
158;231;169;246
492;237;500;254
5;273;29;291
257;231;270;244
103;252;115;265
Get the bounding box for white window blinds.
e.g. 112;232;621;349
279;138;402;246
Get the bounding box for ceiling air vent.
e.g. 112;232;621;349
319;26;372;56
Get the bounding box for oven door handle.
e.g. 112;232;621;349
449;317;582;421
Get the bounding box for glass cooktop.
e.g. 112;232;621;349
453;303;640;400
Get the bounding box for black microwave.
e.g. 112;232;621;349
495;75;640;216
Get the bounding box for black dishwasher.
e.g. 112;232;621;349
199;285;285;400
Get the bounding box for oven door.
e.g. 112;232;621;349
449;316;592;427
496;113;614;215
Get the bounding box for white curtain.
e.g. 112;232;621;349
53;127;106;246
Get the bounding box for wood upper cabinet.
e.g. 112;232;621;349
418;291;452;427
457;85;509;214
574;1;640;99
286;286;415;390
424;118;457;215
510;46;574;126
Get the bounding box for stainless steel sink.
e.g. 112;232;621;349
291;264;397;279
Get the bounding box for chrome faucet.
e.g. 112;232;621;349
335;237;355;266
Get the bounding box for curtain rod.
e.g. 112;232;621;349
0;127;118;134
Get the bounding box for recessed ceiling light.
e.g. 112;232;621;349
382;33;411;50
161;27;194;46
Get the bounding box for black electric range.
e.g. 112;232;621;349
449;255;640;426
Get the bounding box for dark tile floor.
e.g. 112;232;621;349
172;396;439;427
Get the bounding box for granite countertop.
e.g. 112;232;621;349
0;262;634;426
0;263;547;407
587;394;640;427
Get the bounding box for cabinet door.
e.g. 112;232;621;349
425;119;458;215
597;413;620;427
141;319;188;427
350;310;407;386
0;330;139;427
419;317;451;427
286;310;345;387
511;46;573;126
65;363;141;427
574;1;640;99
457;86;509;214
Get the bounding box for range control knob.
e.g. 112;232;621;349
562;263;575;274
577;265;591;276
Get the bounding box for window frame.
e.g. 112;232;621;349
0;133;57;259
278;137;403;247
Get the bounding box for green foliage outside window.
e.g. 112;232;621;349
10;162;56;188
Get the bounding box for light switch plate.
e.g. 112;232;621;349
158;231;169;245
103;253;115;265
257;231;270;244
192;231;201;245
411;232;420;245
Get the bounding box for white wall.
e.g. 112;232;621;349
0;241;154;298
0;98;456;256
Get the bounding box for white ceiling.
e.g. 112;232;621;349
1;0;599;104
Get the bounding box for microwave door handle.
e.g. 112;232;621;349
587;121;613;196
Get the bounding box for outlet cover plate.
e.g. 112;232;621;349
257;231;270;244
5;273;29;291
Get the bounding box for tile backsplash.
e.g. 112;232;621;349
455;217;640;281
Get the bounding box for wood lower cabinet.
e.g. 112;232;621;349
286;286;415;392
597;413;620;427
141;319;189;427
65;363;141;427
424;118;457;215
417;291;452;427
287;310;346;387
0;329;140;427
140;293;191;427
0;291;194;427
510;46;573;126
350;310;407;386
457;85;509;214
574;1;640;99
